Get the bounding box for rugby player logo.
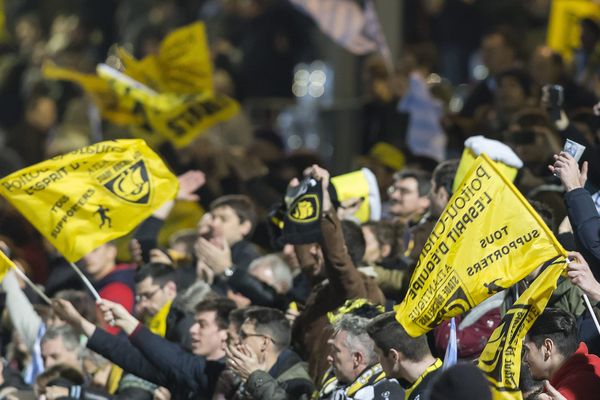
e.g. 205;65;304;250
104;160;151;204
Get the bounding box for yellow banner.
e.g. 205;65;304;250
97;64;239;148
477;262;565;400
0;139;178;262
395;154;567;337
0;249;14;282
117;22;213;94
42;64;136;126
547;0;600;63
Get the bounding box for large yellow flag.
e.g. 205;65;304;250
97;64;239;148
395;154;567;337
477;262;565;400
0;139;178;262
117;22;214;94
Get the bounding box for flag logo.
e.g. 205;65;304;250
103;160;151;204
289;194;319;223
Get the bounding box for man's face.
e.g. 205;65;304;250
189;311;227;359
135;277;174;317
41;337;80;369
388;177;425;219
82;244;115;279
327;331;357;384
523;340;550;380
428;180;448;218
374;345;398;379
362;226;382;264
239;320;269;360
210;206;249;246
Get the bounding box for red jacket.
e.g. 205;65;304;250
550;342;600;400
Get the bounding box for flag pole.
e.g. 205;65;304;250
68;262;101;301
583;293;600;335
11;266;51;305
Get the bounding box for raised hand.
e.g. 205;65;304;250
549;152;588;191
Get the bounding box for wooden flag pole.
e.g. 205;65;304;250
11;266;51;305
68;262;101;301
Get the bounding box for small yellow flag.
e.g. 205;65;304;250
0;249;14;282
0;139;178;262
395;154;567;337
97;64;240;148
547;0;600;63
117;22;214;94
477;262;565;400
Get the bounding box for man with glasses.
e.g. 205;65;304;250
134;262;210;350
386;169;431;226
225;307;314;400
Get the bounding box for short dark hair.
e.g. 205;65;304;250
527;308;579;358
432;159;459;197
341;220;366;266
363;221;399;258
366;312;431;362
134;262;176;287
54;290;97;324
393;169;432;197
528;200;555;233
209;195;257;236
244;307;291;350
195;298;237;330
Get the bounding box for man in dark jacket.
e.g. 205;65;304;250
134;262;211;350
290;165;385;382
53;297;236;400
226;307;314;399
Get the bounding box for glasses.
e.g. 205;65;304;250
239;329;274;342
135;287;161;303
387;185;413;196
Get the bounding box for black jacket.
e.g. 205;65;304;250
87;325;224;400
565;188;600;277
236;349;314;400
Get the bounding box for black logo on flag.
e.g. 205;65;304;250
104;160;151;204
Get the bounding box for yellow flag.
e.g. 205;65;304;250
0;139;178;262
395;154;567;337
97;64;239;148
117;22;213;94
547;0;600;63
477;262;565;400
42;64;136;126
0;249;14;282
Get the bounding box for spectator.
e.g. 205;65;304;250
523;308;600;400
225;307;314;399
367;312;443;400
317;314;403;399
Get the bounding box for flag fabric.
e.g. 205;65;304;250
97;64;240;148
116;22;214;94
43;22;239;148
42;64;135;125
289;0;390;58
0;248;14;282
362;0;393;72
443;317;457;370
395;154;567;337
477;262;565;400
0;139;178;262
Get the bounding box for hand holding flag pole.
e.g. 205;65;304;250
566;251;600;335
